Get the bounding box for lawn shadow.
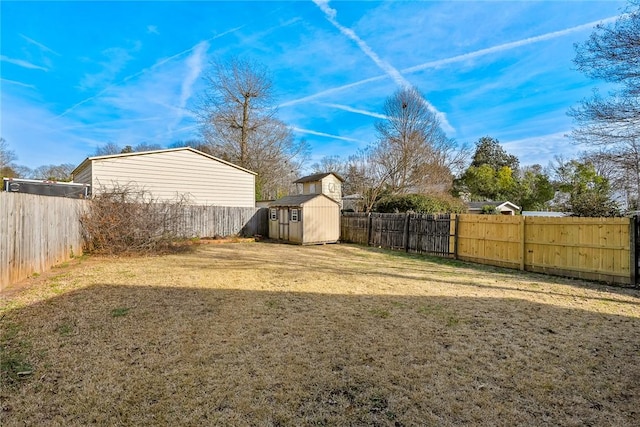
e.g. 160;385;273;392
1;283;639;426
353;243;640;299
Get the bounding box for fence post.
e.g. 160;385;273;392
630;215;638;287
404;213;411;252
367;212;372;246
519;216;526;271
453;214;459;260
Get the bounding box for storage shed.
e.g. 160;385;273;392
294;172;344;206
268;194;340;244
72;147;256;207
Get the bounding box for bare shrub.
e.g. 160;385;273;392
80;185;190;254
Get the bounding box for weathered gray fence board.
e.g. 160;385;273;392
169;206;268;238
1;192;87;290
341;212;453;256
1;195;268;290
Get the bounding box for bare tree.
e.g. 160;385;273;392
30;164;76;181
310;155;347;176
570;0;640;207
197;57;308;200
0;138;18;177
374;87;464;194
94;142;123;156
94;142;164;156
134;142;163;152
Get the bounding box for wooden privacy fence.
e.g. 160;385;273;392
1;192;87;291
1;194;269;290
341;212;454;256
169;205;268;238
341;212;637;286
456;214;632;285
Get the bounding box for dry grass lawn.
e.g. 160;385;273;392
1;242;639;426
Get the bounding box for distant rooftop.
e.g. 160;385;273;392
294;172;344;183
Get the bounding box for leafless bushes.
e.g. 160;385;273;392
80;185;190;255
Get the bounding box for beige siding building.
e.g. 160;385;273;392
294;173;343;206
72;147;256;207
268;194;340;244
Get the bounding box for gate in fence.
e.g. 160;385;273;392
340;212;454;256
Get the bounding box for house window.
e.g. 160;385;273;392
309;183;316;193
269;208;277;221
290;208;299;222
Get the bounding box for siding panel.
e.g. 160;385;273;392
89;150;255;207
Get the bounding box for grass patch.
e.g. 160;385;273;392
369;307;391;318
0;242;638;426
110;307;129;317
0;322;33;388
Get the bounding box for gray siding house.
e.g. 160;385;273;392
72;147;256;207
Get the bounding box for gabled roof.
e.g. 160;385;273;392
467;201;521;211
269;193;339;207
72;147;256;176
294;172;344;183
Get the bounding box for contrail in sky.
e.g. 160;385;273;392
311;0;454;134
53;25;245;120
292;126;364;143
280;15;619;110
20;34;61;56
320;103;388;120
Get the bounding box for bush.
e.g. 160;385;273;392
374;193;466;214
481;205;500;215
80;185;190;254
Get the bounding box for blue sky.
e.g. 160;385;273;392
0;0;627;173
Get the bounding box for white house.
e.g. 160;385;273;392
72;147;256;207
466;201;521;215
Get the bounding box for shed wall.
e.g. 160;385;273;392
90;150;255;207
302;197;340;244
320;175;342;204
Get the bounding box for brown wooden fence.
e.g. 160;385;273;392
341;212;637;286
341;212;455;256
1;194;269;290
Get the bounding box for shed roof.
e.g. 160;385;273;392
72;147;256;177
294;172;344;183
269;193;339;207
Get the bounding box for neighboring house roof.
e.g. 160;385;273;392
522;211;569;217
294;172;345;183
467;201;521;211
269;193;340;207
342;193;363;200
71;147;257;177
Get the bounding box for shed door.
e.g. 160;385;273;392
278;208;289;240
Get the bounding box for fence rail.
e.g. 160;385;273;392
1;194;269;290
341;212;637;286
